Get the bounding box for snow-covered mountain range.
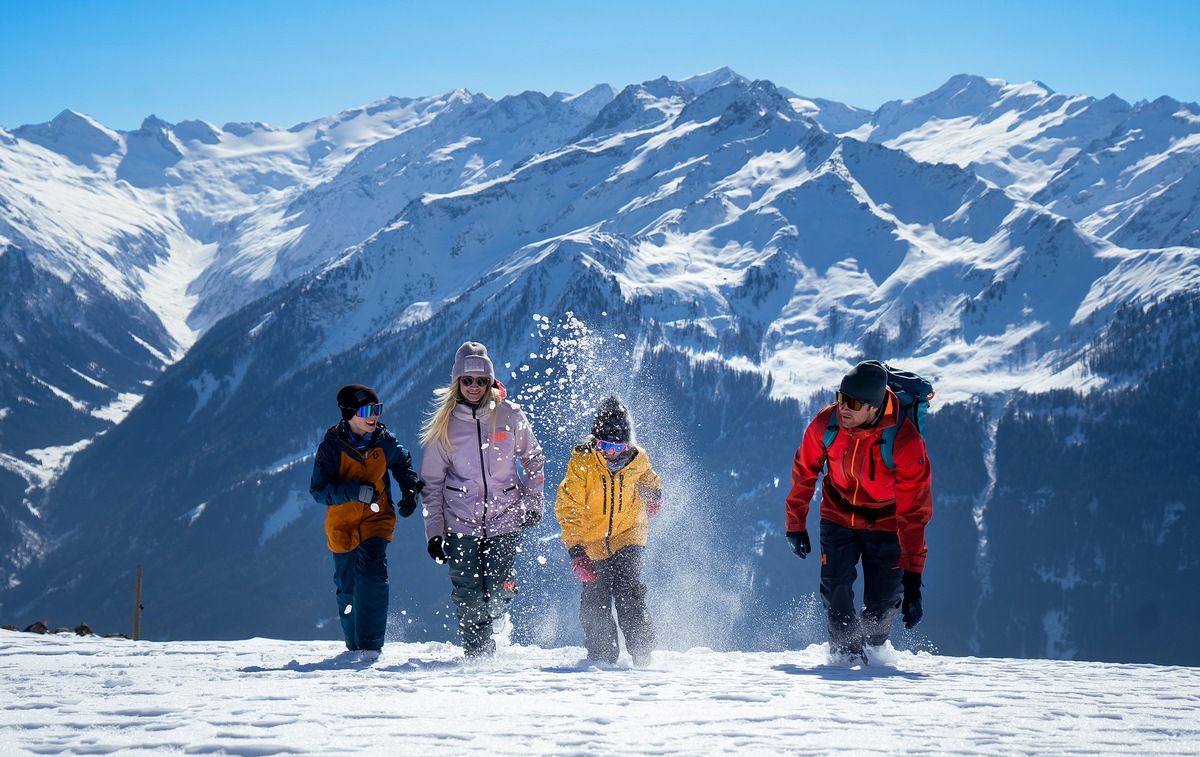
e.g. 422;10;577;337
1;69;1197;665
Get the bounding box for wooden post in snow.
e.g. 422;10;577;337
132;563;143;641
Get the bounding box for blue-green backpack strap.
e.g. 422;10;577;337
823;411;839;450
879;419;901;469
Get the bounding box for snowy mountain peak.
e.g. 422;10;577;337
11;109;122;166
680;66;749;95
221;120;279;137
872;74;1022;129
559;83;618;117
361;95;417;115
576;78;689;139
135;114;176;136
172;119;223;145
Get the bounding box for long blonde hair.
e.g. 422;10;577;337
419;380;502;451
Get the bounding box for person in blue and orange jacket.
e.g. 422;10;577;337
784;361;933;662
310;383;422;660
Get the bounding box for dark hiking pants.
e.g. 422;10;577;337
580;545;655;663
819;518;903;654
446;532;521;657
331;536;389;651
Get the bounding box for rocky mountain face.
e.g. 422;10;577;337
1;70;1196;664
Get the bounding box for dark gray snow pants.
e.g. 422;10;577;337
580;545;655;663
446;532;521;657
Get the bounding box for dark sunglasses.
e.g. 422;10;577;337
595;439;629;454
355;403;384;418
836;392;869;411
459;376;491;388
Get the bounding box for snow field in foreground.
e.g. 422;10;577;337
2;633;1198;756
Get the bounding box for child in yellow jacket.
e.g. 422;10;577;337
556;396;662;666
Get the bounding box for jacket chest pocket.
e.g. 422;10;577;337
444;484;471;501
827;443;846;468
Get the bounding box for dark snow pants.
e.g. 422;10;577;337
331;536;389;652
446;532;521;657
819;518;903;654
580;545;655;663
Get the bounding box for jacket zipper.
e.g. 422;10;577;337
846;436;864;527
473;407;489;539
601;472;613;557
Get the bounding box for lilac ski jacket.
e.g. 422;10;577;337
421;397;545;541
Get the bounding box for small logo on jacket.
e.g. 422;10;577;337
493;432;508;441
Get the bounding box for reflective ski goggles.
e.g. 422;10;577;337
595;439;629;454
354;403;384;418
459;376;492;388
836;392;868;411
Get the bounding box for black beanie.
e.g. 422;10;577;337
839;361;887;408
337;384;379;420
591;396;632;443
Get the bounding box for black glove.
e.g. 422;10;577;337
398;490;418;518
519;509;542;530
356;483;377;504
901;570;923;629
427;536;448;564
785;530;810;559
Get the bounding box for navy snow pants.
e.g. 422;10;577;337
332;536;390;652
446;532;521;657
580;545;655;663
819;518;903;654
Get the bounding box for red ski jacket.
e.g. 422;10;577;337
785;389;933;573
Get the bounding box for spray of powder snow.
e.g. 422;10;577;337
505;312;811;654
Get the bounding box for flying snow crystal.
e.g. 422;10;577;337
343;605;353;615
370;503;380;513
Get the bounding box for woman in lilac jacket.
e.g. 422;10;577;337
419;341;545;657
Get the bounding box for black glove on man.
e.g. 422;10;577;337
901;570;923;629
785;530;811;559
519;509;542;530
427;536;448;564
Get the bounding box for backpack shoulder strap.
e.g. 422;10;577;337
879;421;899;470
823;410;839;450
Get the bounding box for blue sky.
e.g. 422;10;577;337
2;0;1197;130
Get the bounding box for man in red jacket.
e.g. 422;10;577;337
785;361;933;661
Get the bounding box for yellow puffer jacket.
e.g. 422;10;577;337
556;443;662;560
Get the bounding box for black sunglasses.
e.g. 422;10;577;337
836;392;869;411
460;376;491;388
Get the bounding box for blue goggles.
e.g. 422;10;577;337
595;438;628;454
354;403;384;418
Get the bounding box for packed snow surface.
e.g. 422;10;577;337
2;632;1198;755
